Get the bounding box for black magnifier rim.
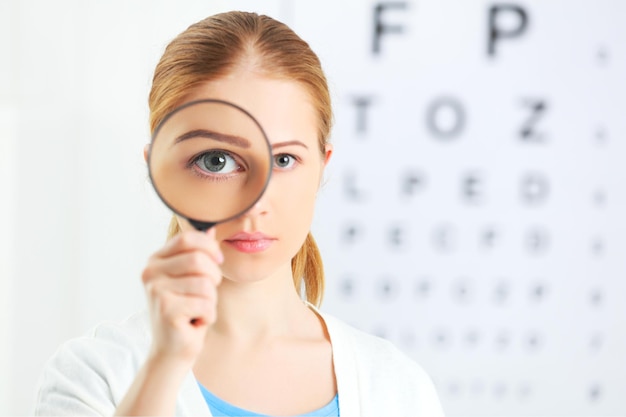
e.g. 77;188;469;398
147;98;273;229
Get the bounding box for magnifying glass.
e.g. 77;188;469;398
148;99;272;231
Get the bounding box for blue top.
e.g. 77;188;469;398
198;382;339;417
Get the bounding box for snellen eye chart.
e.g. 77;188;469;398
297;1;626;415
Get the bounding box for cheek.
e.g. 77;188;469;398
275;176;318;259
277;167;320;215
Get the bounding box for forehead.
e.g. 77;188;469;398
183;72;318;147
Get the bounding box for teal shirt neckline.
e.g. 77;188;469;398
197;382;339;417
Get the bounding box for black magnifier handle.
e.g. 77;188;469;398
188;219;217;232
188;219;217;325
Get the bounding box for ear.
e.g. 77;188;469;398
318;143;333;189
143;144;150;163
322;143;333;167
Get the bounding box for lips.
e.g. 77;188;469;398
224;231;276;253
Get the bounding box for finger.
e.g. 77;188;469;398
147;252;223;285
159;276;219;299
155;291;217;327
144;274;219;301
205;228;224;264
155;230;223;264
158;230;222;261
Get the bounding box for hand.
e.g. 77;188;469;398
141;228;223;367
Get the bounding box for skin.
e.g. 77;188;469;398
116;68;334;416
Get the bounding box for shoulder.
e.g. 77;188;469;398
80;309;151;351
319;310;445;416
55;310;151;372
323;312;428;377
34;310;151;416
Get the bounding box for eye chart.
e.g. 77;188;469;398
291;1;626;415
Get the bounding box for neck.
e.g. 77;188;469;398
209;263;311;343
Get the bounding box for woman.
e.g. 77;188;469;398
35;11;444;416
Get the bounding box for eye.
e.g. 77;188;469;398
274;154;296;169
193;150;240;175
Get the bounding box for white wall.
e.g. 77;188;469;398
0;106;17;416
0;1;16;414
1;0;625;415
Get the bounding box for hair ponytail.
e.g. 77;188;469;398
291;232;324;306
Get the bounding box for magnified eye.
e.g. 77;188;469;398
194;150;240;174
274;154;296;169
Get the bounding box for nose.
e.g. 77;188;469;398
243;193;269;219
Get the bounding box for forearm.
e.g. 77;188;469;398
115;355;190;416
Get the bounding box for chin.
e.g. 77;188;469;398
220;254;291;284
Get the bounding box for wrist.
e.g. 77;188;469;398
144;350;194;382
115;351;193;416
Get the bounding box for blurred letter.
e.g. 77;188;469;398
373;2;408;55
426;97;466;140
351;95;376;135
520;98;548;143
521;172;549;205
488;4;529;57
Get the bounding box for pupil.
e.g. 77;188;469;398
204;153;226;172
277;156;289;166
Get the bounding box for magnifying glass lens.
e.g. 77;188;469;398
148;100;272;230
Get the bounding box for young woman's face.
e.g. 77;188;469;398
176;70;332;283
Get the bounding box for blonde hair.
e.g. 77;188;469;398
151;11;332;306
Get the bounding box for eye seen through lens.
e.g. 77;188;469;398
192;150;242;176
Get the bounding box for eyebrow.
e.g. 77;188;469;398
174;129;251;148
272;140;309;150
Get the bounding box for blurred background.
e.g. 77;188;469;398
1;0;624;415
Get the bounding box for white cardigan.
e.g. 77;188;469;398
34;307;445;416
